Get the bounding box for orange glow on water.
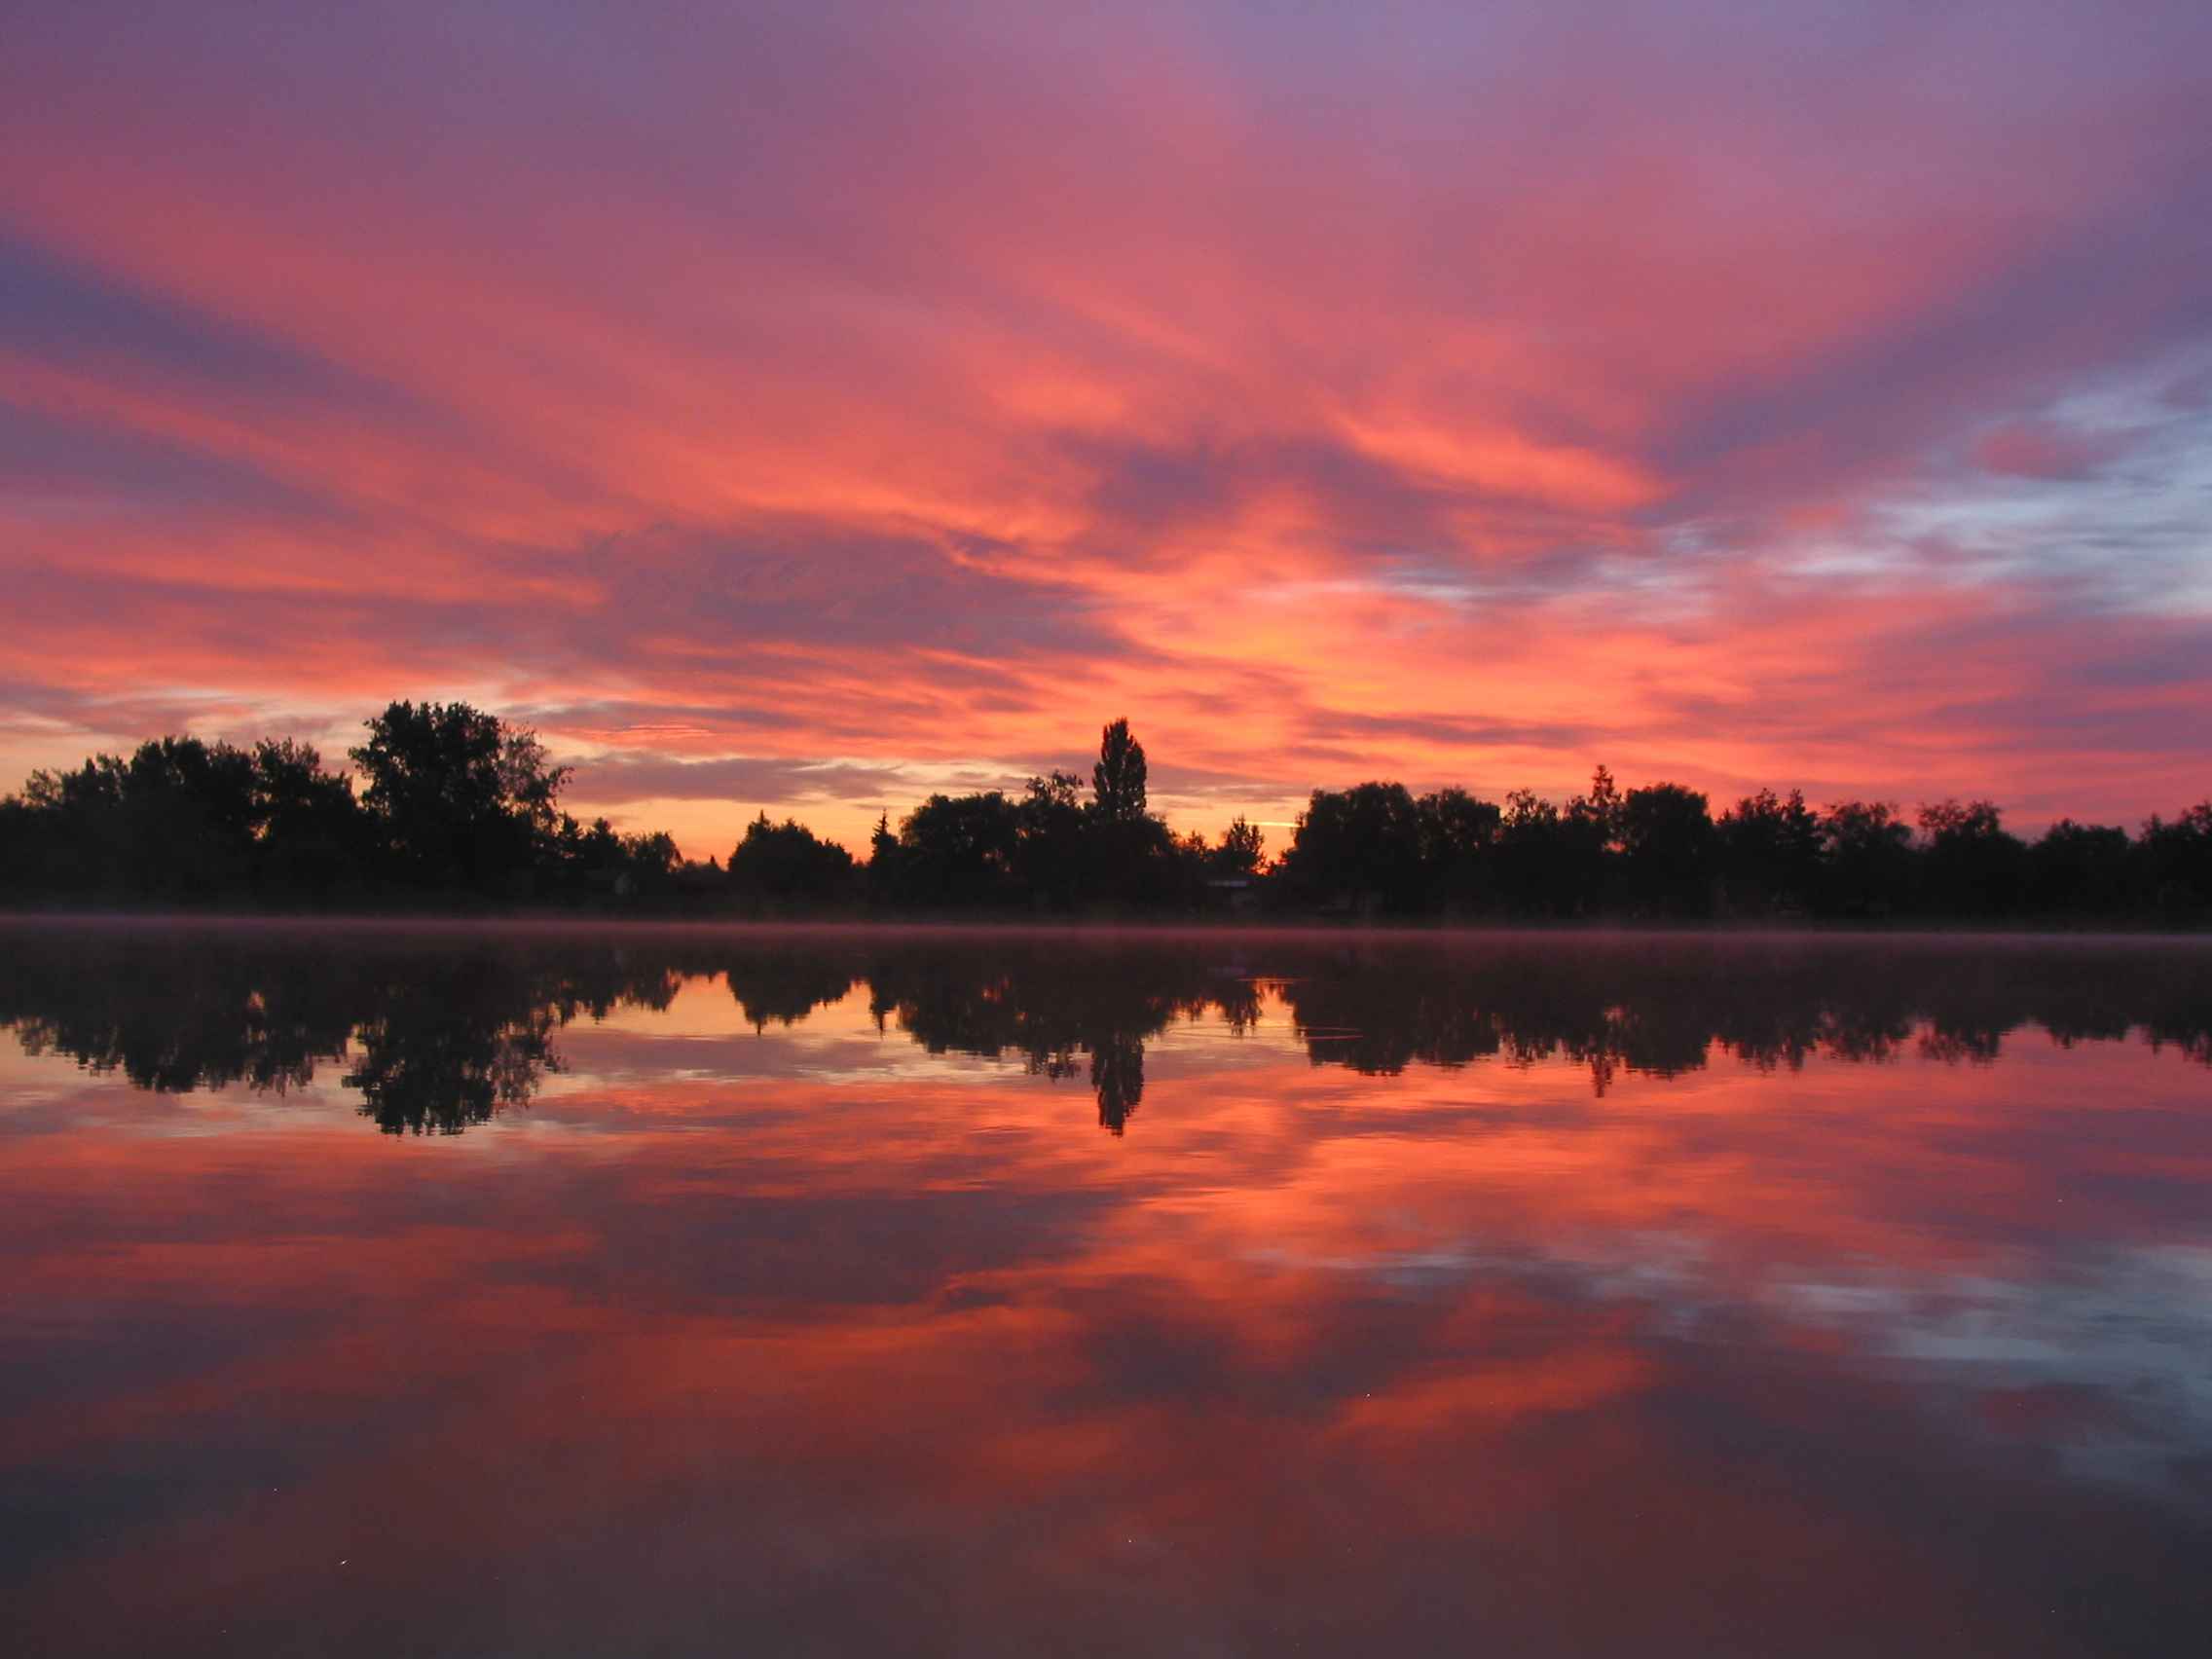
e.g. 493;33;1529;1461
6;925;2212;1650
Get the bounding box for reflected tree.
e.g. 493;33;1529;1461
6;930;2208;1142
1090;1030;1145;1135
347;989;561;1135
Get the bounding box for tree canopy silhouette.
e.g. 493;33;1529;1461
1092;718;1148;823
728;813;856;905
350;700;571;892
1;698;2206;922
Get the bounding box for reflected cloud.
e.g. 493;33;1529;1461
5;926;2208;1137
6;923;2212;1652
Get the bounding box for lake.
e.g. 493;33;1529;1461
3;920;2209;1656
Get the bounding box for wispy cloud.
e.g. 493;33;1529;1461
4;0;2210;853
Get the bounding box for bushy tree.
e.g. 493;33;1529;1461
350;701;571;892
3;698;2203;926
1618;783;1715;914
886;792;1021;907
2025;820;2132;916
1414;788;1501;910
1716;789;1822;914
1569;765;1624;849
1554;765;1625;911
727;813;855;904
1014;771;1088;907
622;830;683;894
1917;798;2024;916
1493;788;1570;914
250;739;367;898
2138;801;2212;917
1211;816;1267;879
1820;800;1915;917
15;739;255;898
1282;783;1425;912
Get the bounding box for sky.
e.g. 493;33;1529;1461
3;0;2210;859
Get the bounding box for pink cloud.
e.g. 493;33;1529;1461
1973;422;2123;481
4;0;2210;854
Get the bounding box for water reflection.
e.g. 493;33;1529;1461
4;925;2205;1135
4;922;2211;1656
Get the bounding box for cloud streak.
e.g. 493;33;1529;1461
3;0;2209;854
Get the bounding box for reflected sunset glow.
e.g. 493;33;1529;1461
4;923;2210;1653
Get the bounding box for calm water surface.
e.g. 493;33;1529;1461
4;921;2210;1656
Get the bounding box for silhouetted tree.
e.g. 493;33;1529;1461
2;698;2205;925
865;812;903;906
1091;719;1148;823
0;795;33;893
550;814;625;893
727;813;855;905
1282;783;1425;912
250;739;368;899
1820;800;1915;917
1418;788;1502;910
10;738;264;899
884;792;1021;906
1572;765;1625;846
1548;766;1625;914
1716;789;1822;915
1211;816;1268;879
1918;799;2024;917
350;701;571;893
621;830;683;896
1078;723;1186;906
2137;801;2212;919
1493;788;1571;915
1619;783;1715;914
127;738;262;896
1014;771;1089;907
2025;820;2132;916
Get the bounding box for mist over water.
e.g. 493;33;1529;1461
4;922;2210;1655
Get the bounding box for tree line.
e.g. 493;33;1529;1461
1272;772;2212;923
2;700;2207;921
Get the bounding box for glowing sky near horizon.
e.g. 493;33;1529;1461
4;0;2210;857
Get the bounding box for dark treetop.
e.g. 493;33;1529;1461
3;702;2208;923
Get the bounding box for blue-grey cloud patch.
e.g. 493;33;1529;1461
2160;365;2212;411
1060;428;1623;565
569;753;922;805
2069;625;2212;693
567;519;1120;663
0;228;429;424
1656;180;2212;516
0;401;355;526
1972;421;2126;483
504;698;814;739
1320;710;1602;753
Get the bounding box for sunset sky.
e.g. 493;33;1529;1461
5;0;2209;858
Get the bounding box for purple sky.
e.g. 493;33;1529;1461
4;0;2209;852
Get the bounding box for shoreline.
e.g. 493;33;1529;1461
2;908;2206;944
